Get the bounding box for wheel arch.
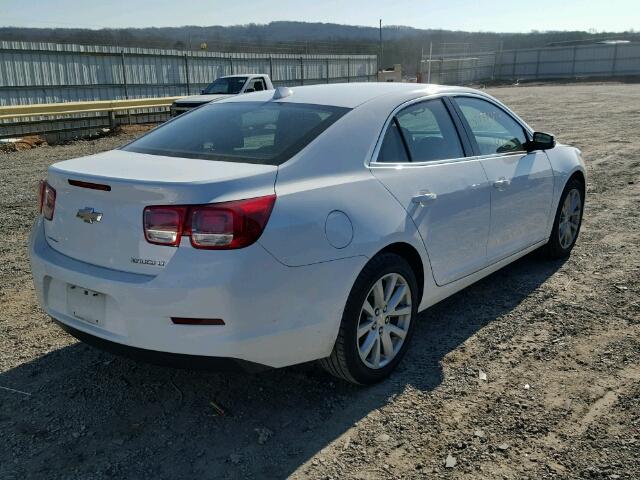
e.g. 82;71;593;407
567;169;586;195
374;242;425;305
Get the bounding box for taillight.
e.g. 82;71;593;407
143;206;187;246
188;196;276;249
38;180;56;221
143;195;276;250
38;180;45;214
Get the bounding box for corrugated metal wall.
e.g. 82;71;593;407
430;42;640;84
0;41;378;106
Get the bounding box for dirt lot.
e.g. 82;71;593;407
0;83;639;479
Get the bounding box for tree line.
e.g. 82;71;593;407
1;21;637;73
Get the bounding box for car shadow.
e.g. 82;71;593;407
0;251;565;479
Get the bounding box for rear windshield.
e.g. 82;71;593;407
123;102;350;165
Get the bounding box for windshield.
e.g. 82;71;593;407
202;77;248;94
122;102;350;165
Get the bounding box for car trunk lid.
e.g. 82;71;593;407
44;149;277;275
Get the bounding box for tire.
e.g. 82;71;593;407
543;177;584;259
320;253;418;385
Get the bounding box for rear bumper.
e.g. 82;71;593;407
29;218;366;368
53;319;268;372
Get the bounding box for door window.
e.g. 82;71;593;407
247;78;266;92
377;120;410;163
385;99;464;162
455;97;527;155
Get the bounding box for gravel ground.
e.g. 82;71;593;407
0;83;639;479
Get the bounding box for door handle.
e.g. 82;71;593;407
411;191;438;206
493;177;511;190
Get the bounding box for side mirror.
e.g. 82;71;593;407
200;89;205;94
525;132;556;152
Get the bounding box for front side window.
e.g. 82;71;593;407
378;99;464;163
122;102;349;165
203;77;248;94
454;97;527;155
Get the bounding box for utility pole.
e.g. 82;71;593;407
379;19;383;72
427;41;433;83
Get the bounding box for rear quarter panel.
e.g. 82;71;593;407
258;95;431;271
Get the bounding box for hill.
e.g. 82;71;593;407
1;21;637;72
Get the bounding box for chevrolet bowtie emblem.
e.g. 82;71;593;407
76;207;103;224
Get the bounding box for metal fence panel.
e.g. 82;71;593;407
424;42;640;84
0;41;377;106
542;47;576;62
616;57;640;74
539;60;575;77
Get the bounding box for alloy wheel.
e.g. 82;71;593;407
559;188;582;249
356;273;412;369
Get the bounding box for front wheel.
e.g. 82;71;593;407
320;253;418;385
543;177;584;259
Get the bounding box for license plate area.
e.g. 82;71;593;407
66;284;106;325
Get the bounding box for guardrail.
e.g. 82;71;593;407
0;97;185;141
0;97;183;120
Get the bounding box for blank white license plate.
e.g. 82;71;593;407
66;284;105;325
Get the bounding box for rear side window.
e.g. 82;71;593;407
247;78;266;92
123;102;350;165
454;97;527;155
377;120;410;163
377;99;464;163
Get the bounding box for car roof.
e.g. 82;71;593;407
219;74;262;79
221;82;483;109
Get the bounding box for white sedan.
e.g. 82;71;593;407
29;83;585;384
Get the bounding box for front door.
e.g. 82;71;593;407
452;96;554;262
370;98;491;286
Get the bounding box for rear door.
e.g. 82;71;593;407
451;96;554;262
370;97;491;286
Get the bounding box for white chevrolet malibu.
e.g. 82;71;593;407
30;83;585;384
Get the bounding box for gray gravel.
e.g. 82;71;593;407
1;83;639;479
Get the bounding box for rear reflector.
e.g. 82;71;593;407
68;179;112;191
171;317;225;325
143;195;276;250
38;180;56;221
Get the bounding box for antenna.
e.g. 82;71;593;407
273;86;293;100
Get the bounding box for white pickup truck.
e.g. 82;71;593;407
170;74;274;116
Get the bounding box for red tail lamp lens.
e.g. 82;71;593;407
143;195;276;250
38;180;45;214
143;206;187;246
38;180;56;221
189;195;276;250
189;208;234;248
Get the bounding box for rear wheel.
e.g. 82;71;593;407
320;253;418;385
543;177;584;259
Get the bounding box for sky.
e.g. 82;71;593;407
1;0;638;33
